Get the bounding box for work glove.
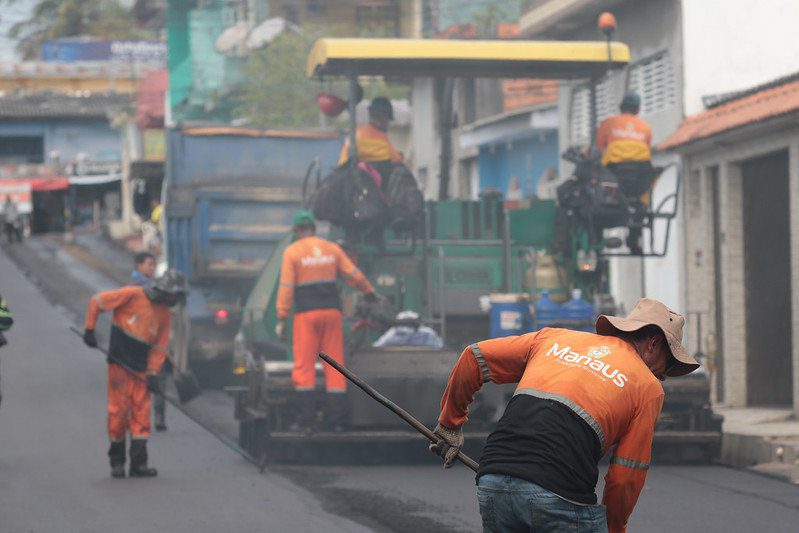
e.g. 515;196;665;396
429;423;464;468
146;373;161;394
275;319;287;340
364;292;379;304
83;329;97;348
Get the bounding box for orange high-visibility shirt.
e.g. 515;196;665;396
276;236;374;319
597;113;652;165
339;122;401;165
84;286;171;374
439;327;664;533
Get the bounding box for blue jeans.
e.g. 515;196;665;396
477;474;607;532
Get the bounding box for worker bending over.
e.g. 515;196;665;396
596;91;655;255
430;298;699;532
83;270;187;478
276;210;378;432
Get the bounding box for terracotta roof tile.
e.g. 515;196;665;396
0;92;131;120
659;78;799;150
503;79;558;111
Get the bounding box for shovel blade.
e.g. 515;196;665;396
174;370;202;404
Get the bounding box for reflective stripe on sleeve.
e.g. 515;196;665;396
470;343;492;383
279;282;295;288
610;455;649;470
343;269;361;280
95;295;105;311
514;387;606;449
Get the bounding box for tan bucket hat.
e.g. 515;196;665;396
595;298;699;377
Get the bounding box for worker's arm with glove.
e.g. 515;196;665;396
602;393;664;533
333;244;375;296
432;333;540;466
274;248;297;339
83;288;135;346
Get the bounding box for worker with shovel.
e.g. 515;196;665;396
82;269;187;478
430;298;699;533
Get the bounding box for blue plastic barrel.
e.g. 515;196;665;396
561;289;596;332
535;291;562;330
489;294;533;338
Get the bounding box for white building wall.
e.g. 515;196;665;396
411;77;438;199
680;127;799;409
681;0;799;115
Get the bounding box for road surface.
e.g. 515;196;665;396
3;237;799;532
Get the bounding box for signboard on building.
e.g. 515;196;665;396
66;159;122;176
0;180;33;214
41;39;167;64
143;129;166;162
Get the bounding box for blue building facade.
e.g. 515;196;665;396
460;105;559;200
0;121;121;164
477;131;558;199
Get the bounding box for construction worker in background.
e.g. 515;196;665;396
3;197;23;244
430;298;700;533
0;293;13;407
129;251;168;432
130;252;156;287
83;269;187;478
596;91;655;255
276;210;378;433
339;97;402;179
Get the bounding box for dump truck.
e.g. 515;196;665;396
231;37;721;463
164;126;341;385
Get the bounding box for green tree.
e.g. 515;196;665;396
3;0;149;59
235;28;410;129
234;30;323;129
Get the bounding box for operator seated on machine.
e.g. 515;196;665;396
338;96;401;185
596;91;655;255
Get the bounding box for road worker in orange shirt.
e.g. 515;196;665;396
82;269;187;478
429;298;700;533
596;91;655;255
276;210;378;433
339;97;401;181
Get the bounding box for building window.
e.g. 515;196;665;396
282;4;299;24
356;0;400;37
628;51;677;116
0;136;44;163
569;75;622;145
307;0;327;14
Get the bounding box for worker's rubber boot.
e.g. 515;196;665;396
108;440;126;479
289;391;315;435
326;392;349;432
128;439;158;478
154;410;167;432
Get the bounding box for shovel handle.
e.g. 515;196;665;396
318;352;479;472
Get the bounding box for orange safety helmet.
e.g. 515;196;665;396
316;92;347;117
598;12;617;34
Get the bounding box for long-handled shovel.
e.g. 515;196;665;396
71;326;199;404
70;326;266;470
169;302;202;404
318;352;479;472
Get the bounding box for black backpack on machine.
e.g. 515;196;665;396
312;161;388;229
385;164;424;230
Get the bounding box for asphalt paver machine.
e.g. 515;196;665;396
231;36;721;465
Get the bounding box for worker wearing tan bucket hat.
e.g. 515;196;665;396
431;297;699;533
596;297;700;378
